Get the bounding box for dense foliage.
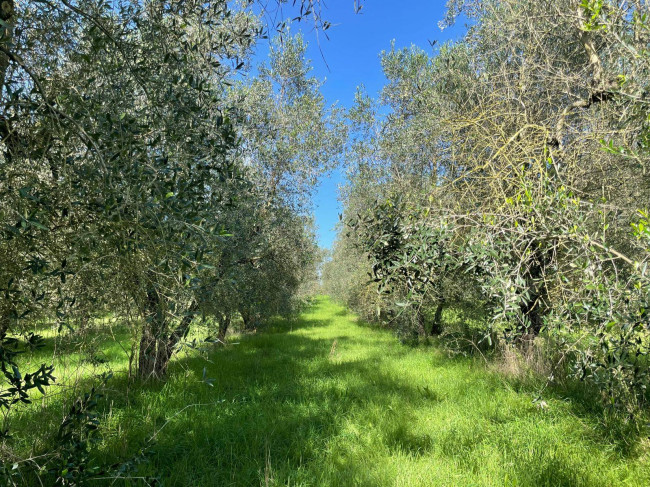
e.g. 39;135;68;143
0;0;339;483
2;0;649;483
324;0;650;417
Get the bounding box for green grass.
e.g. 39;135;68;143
6;296;650;486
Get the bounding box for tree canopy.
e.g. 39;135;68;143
325;0;650;414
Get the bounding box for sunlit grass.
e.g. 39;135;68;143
6;296;650;486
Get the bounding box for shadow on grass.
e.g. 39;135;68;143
9;325;443;485
502;369;649;458
431;308;650;458
5;299;648;486
132;337;448;485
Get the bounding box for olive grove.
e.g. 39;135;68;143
0;0;341;483
324;0;650;415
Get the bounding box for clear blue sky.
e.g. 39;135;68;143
256;2;467;249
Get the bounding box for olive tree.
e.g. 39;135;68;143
331;0;650;411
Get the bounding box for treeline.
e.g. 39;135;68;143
324;0;650;416
0;1;342;483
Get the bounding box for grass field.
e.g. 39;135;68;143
8;296;650;486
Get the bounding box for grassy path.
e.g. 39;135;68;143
99;295;647;486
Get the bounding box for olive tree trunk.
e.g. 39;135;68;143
430;299;444;336
217;313;231;344
137;289;197;380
